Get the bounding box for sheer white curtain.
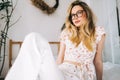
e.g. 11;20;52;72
91;0;120;64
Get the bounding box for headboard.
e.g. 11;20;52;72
9;39;60;68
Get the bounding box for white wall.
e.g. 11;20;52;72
9;0;71;41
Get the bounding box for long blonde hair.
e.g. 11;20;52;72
65;1;96;51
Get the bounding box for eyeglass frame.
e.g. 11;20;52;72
71;10;85;20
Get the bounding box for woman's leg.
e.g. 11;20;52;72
5;32;64;80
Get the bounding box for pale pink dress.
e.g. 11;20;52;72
59;26;106;80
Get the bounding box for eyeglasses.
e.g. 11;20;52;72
71;10;85;20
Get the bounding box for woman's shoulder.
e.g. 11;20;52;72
60;29;71;37
60;29;70;43
95;26;106;43
95;26;105;31
95;26;106;34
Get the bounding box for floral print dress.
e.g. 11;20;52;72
58;26;106;80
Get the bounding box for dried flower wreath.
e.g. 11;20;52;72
31;0;59;14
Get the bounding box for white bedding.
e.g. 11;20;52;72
103;62;120;80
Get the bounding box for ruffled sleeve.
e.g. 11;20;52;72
96;26;106;43
59;30;68;44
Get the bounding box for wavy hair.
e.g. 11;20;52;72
65;0;96;51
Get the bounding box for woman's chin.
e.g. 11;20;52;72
74;24;81;27
74;23;81;26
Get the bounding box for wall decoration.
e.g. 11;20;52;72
31;0;59;14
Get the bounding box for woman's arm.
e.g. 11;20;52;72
94;34;106;80
56;42;66;65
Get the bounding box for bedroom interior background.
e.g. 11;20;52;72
0;0;120;78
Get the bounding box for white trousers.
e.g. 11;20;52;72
5;32;64;80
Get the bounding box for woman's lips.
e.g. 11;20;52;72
75;20;80;24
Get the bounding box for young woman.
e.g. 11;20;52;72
56;1;106;80
5;1;105;80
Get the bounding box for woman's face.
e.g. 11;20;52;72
71;5;86;27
